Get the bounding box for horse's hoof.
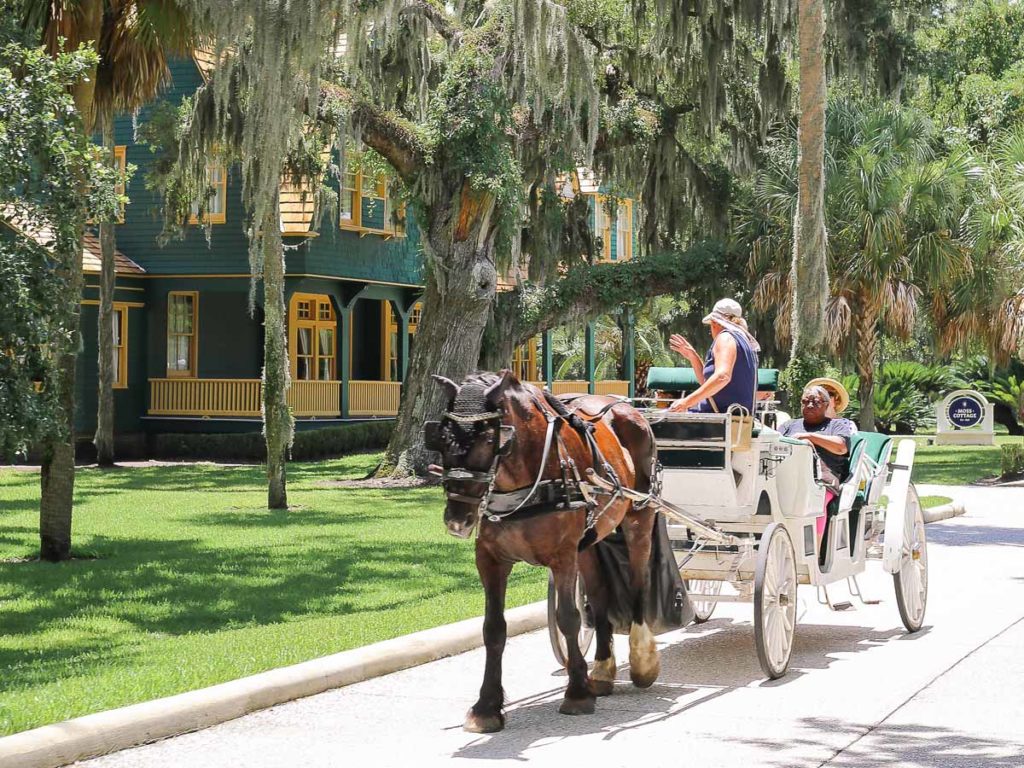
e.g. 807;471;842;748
559;696;596;715
629;663;660;689
464;709;505;733
590;678;614;697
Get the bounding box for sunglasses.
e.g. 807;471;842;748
801;395;827;405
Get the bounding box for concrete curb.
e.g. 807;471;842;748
0;601;547;768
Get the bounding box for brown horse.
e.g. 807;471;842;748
426;370;661;732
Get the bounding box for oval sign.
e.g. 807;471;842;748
947;394;985;429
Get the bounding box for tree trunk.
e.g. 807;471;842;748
378;185;499;478
480;289;522;372
791;0;829;358
95;119;117;466
261;200;292;509
40;232;85;561
855;293;882;432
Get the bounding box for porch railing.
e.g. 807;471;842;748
349;380;401;417
148;377;631;419
149;378;343;418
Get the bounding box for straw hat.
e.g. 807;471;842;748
807;377;850;414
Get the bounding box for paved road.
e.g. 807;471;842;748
79;485;1024;768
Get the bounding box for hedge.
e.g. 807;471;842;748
150;420;394;462
1000;442;1024;479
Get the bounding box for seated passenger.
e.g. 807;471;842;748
779;384;856;490
667;298;760;414
807;376;855;423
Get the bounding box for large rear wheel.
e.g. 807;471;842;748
893;485;928;632
547;573;595;667
754;523;798;680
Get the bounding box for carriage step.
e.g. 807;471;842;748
830;601;853;611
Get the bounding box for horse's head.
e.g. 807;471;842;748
425;370;518;538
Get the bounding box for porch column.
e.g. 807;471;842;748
585;320;596;395
397;304;411;383
542;329;553;389
339;305;351;418
621;309;636;399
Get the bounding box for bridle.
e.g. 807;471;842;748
425;396;559;522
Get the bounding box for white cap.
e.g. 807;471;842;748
702;298;743;325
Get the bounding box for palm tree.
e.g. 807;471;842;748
791;0;829;358
750;102;971;430
23;0;194;558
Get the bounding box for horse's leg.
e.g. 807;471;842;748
622;506;661;688
578;546;615;696
552;560;596;715
464;546;513;733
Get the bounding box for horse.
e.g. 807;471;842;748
425;369;661;733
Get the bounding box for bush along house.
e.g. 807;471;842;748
5;53;639;458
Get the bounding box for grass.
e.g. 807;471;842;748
0;455;546;737
910;435;1022;485
919;495;952;509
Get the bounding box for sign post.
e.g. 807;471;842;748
935;389;995;446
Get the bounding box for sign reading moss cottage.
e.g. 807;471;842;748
936;390;995;446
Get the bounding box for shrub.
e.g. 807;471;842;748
840;362;949;433
151;420;394;462
1001;442;1024;478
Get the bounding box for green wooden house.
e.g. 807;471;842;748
7;54;640;454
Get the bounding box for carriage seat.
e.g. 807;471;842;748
843;432;893;499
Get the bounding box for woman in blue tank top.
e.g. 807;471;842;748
667;298;760;413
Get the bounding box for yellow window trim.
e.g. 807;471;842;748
113;302;129;388
288;292;337;381
188;161;228;225
340;167;406;239
87;145;127;225
166;291;199;378
588;194;633;263
512;338;539;382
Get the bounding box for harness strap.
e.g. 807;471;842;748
484;404;558;522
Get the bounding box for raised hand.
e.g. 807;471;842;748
669;334;699;361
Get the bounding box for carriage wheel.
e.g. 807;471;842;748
547;573;596;667
754;523;798;680
685;579;722;623
893;485;928;633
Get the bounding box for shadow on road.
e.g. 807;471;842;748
452;617;915;762
926;523;1024;548
737;717;1024;767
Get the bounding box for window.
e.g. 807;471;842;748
589;194;634;262
512;338;539;382
614;199;633;261
339;165;405;238
167;292;198;377
189;162;227;224
383;301;421;381
112;304;128;388
290;294;336;381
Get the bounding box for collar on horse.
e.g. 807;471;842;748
426;390;625;531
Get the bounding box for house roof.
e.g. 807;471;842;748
1;206;145;275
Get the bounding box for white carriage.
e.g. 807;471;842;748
548;368;930;680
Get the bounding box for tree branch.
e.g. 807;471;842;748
399;1;462;45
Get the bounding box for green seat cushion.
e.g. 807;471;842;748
646;367;780;392
848;431;892;470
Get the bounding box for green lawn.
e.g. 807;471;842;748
911;435;1021;485
0;456;546;737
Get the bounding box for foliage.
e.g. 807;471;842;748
840;362;956;434
1001;442;1024;477
0;456;545;736
779;353;840;411
914;0;1024;145
0;42;111;458
150;421;394;462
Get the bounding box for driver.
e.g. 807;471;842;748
667;298;760;414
